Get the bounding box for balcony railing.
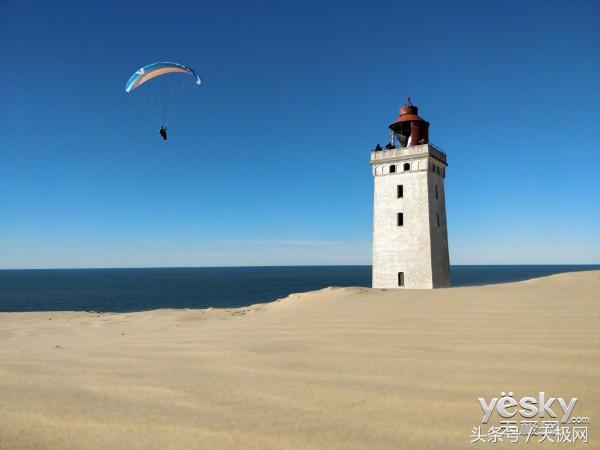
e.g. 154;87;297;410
370;143;447;164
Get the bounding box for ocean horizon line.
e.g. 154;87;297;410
1;263;599;271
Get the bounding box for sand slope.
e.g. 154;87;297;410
1;271;598;449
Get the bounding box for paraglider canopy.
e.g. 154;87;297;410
125;62;201;93
125;61;202;136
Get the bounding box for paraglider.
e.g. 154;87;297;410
125;62;202;140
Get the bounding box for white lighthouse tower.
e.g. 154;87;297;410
370;100;450;289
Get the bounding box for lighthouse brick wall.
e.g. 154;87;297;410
371;144;450;289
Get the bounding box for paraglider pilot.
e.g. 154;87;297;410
159;126;167;141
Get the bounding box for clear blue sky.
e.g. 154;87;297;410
1;0;598;268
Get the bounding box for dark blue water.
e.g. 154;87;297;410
0;265;598;312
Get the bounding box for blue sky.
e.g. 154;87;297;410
0;0;599;268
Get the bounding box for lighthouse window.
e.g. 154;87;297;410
397;213;404;226
389;165;396;173
397;185;403;198
435;185;438;199
437;213;440;227
403;163;410;171
398;272;405;287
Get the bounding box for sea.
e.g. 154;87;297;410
0;265;598;313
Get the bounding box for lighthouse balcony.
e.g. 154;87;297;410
370;143;447;165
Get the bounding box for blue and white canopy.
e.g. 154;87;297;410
125;62;201;93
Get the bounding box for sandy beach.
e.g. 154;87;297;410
1;270;598;449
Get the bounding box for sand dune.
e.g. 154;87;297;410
1;271;598;449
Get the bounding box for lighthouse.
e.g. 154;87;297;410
370;100;450;289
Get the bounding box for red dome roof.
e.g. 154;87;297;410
389;105;429;129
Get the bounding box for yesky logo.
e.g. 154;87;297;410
478;392;578;424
